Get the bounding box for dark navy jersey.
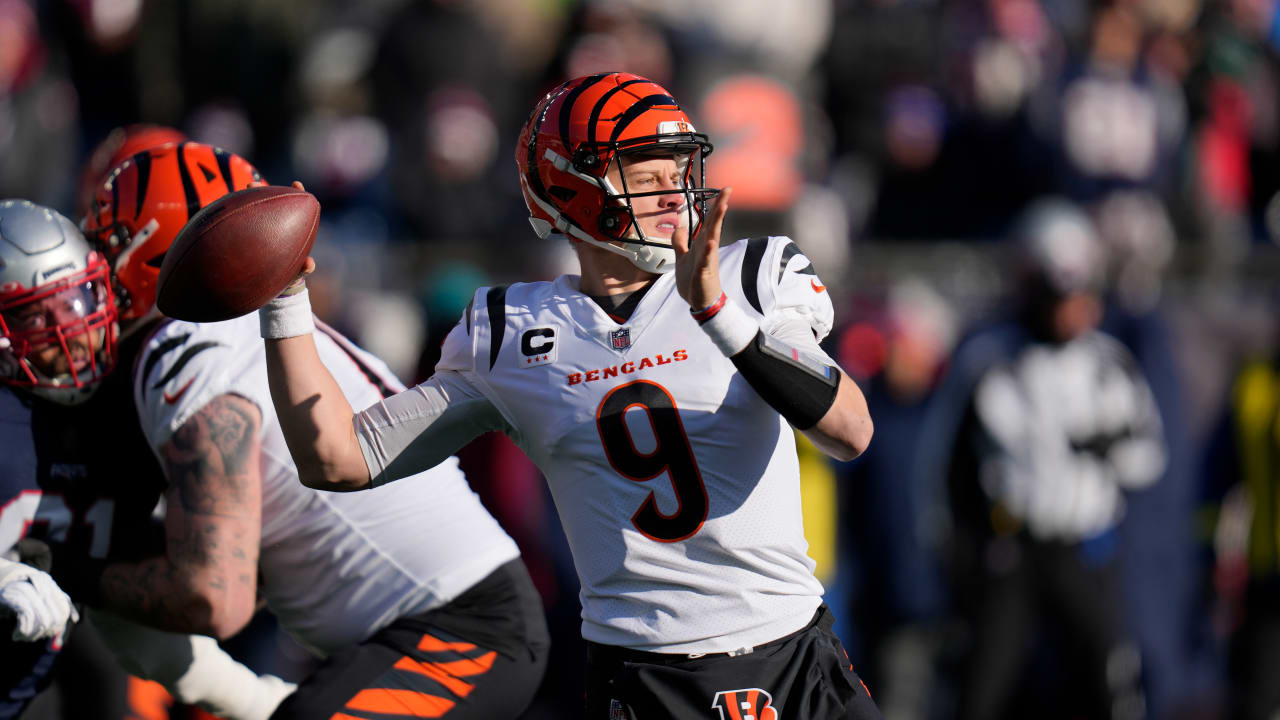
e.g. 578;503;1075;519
1;334;165;561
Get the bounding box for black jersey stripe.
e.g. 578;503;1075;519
315;320;397;399
741;237;769;314
486;285;509;371
558;73;609;150
777;241;815;282
609;94;678;145
465;296;474;335
150;341;224;390
133;150;152;220
140;334;191;388
587;79;646;146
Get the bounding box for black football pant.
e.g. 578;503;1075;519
585;605;883;719
270;559;549;720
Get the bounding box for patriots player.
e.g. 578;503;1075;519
74;141;549;719
0;199;294;720
260;72;882;718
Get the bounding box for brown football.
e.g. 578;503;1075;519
156;185;320;322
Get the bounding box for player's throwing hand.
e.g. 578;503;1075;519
673;186;732;311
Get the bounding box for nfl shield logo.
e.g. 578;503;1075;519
609;328;631;351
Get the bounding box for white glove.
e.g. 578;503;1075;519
0;555;79;642
89;608;296;720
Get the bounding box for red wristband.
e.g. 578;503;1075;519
691;292;728;324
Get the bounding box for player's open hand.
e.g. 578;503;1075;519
673;187;732;311
279;181;316;294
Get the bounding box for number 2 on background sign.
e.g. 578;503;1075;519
595;380;708;542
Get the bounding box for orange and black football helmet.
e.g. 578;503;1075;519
81;142;262;320
76;124;189;218
516;72;717;274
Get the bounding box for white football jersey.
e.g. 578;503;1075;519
357;236;834;653
134;313;520;657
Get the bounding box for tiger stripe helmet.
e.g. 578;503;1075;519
516;72;717;274
76;124;188;217
82;142;263;320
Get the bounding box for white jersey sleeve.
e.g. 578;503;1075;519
132;317;272;453
730;236;837;361
355;310;510;487
133;314;520;657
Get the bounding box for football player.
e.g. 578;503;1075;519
260;73;882;718
73;141;549;719
0;199;294;720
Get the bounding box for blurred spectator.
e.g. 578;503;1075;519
831;277;957;720
929;198;1164;720
1200;319;1280;720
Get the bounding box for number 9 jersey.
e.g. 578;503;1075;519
356;235;835;654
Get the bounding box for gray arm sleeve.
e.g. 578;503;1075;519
354;369;507;487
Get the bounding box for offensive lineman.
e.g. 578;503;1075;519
0;199;294;720
259;73;882;718
69;142;549;719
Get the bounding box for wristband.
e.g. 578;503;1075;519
258;285;315;339
696;295;759;357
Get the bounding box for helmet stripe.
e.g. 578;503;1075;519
609;94;678;144
109;172;121;228
557;73;609;151
214;148;235;196
586;78;647;146
174;142;201;220
133;150;152;220
527;82;576;210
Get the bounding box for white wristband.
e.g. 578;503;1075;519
258;286;315;339
698;296;759;356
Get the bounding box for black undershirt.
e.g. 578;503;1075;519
587;281;655;323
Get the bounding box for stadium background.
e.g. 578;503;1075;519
3;0;1279;718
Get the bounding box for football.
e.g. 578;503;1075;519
156;185;320;322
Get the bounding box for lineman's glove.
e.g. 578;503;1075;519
0;555;79;642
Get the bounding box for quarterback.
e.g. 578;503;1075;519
262;73;881;719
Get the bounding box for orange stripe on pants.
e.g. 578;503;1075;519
125;677;172;720
345;688;456;717
416;633;476;653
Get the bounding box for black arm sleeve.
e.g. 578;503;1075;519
730;330;841;430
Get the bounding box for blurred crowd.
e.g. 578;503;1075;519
3;0;1280;718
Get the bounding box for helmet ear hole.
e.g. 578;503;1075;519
598;207;632;238
548;186;577;203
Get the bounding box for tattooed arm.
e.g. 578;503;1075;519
98;394;263;639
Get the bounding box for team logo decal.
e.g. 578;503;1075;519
519;326;557;367
712;688;778;720
608;699;629;720
609;328;631;351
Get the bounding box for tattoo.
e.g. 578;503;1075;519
99;394;262;634
162;394;260;514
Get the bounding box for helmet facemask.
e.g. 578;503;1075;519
0;257;119;405
588;135;719;274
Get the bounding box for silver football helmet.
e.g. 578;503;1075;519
0;199;119;404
